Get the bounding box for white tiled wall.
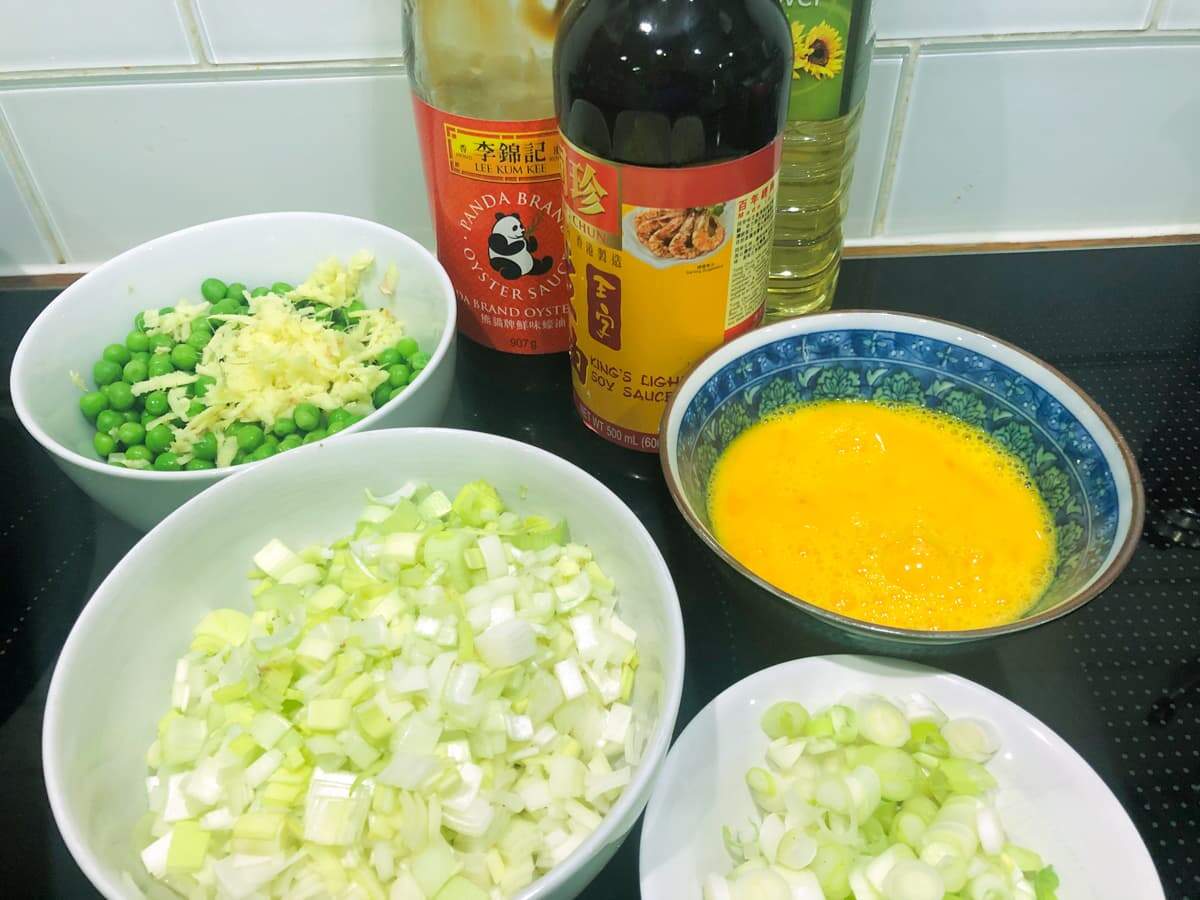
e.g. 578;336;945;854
0;1;1197;276
0;0;195;72
194;0;406;63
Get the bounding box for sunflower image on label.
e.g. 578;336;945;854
562;136;781;452
412;99;570;354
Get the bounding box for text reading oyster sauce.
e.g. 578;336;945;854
562;139;781;452
413;102;570;354
708;401;1058;631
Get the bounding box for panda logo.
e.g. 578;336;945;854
488;212;554;280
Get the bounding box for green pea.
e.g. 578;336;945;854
148;333;174;353
159;306;175;316
272;417;296;437
79;391;109;420
185;458;216;471
236;425;264;452
125;330;151;353
395;337;419;359
93;431;116;456
271;281;294;295
410;351;431;372
147;355;175;378
122;358;149;384
141;411;157;426
201;278;228;302
208;297;240;316
328;407;353;427
144;391;169;417
293;403;321;432
171;343;200;371
104;381;135;411
146;424;174;454
153;451;181;471
93;359;122;386
103;343;131;366
117;421;146;447
372;383;392;408
130;351;151;366
96;409;123;433
263;434;279;450
121;410;140;423
387;364;411;388
389;386;406;402
277;434;303;452
250;286;269;298
192;375;216;398
376;348;402;368
225;282;247;301
302;429;326;445
232;451;248;466
192;432;218;461
187;329;212;351
133;311;147;331
186;400;206;418
125;444;153;463
248;443;277;462
325;418;349;436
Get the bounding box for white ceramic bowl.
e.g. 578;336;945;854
44;428;685;900
11;212;457;532
640;655;1163;900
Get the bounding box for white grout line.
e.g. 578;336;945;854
0;108;68;264
176;0;215;67
870;42;920;238
0;58;409;91
874;27;1200;50
1148;0;1170;30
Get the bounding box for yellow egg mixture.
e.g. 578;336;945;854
708;400;1057;630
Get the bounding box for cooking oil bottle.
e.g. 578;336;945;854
404;0;571;354
767;0;875;318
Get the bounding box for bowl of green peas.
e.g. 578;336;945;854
11;212;457;531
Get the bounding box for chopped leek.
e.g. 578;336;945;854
135;481;640;898
708;692;1058;900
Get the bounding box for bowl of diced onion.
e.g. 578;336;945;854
11;212;457;532
640;654;1162;900
44;428;685;900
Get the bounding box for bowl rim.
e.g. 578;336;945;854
42;428;686;900
658;309;1145;642
638;653;1165;899
10;211;457;482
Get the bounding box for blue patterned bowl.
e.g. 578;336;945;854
660;311;1144;642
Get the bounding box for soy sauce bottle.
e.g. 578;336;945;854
554;0;792;452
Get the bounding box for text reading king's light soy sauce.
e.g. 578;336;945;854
554;0;793;449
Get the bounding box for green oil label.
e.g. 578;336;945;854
781;0;874;120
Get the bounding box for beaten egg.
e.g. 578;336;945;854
708;400;1057;631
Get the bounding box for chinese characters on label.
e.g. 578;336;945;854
445;125;560;183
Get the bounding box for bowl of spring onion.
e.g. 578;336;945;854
44;428;684;900
640;654;1163;900
11;212;456;532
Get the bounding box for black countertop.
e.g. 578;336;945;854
2;245;1199;898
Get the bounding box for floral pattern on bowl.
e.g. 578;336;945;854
675;329;1120;615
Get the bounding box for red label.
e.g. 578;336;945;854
412;98;570;355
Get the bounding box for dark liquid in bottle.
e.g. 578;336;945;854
554;0;793;168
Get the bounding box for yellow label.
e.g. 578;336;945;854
444;124;560;183
562;136;782;452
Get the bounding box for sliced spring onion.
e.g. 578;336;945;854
711;692;1059;900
